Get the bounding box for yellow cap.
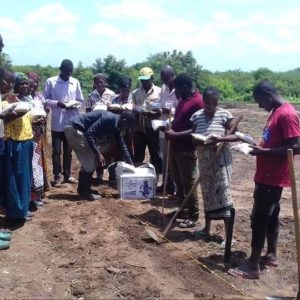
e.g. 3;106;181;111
138;67;154;80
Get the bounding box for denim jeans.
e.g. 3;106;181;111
51;131;72;180
251;183;283;250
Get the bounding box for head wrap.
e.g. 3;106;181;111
26;71;39;82
14;72;28;85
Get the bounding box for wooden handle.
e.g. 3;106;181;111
162;115;243;237
287;149;300;289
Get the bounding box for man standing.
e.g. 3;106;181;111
64;110;135;200
158;65;178;195
229;80;300;279
44;59;84;187
165;73;204;228
132;67;162;176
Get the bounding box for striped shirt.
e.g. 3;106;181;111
190;108;233;137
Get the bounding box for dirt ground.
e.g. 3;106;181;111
0;103;299;299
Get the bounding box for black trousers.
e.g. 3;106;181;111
133;128;162;175
51;131;72;180
251;183;283;250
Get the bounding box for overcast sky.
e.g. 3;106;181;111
1;0;300;71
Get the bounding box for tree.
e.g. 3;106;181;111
0;52;12;70
252;68;274;81
73;61;94;97
92;55;127;92
145;50;204;89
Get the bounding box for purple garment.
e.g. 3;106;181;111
171;91;204;151
44;75;84;132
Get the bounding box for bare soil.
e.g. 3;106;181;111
0;104;299;299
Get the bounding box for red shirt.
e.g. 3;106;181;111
255;102;300;187
171;91;204;151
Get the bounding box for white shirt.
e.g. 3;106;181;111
159;84;178;138
132;84;161;110
44;75;84;132
132;84;161;129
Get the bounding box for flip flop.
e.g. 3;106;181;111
260;256;278;267
228;268;260;279
178;219;196;228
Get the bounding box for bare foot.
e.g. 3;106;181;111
228;261;260;279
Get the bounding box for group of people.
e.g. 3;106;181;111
1;33;300;281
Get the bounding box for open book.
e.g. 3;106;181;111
1;103;18;115
235;131;256;145
151;119;170;131
231;143;252;155
109;103;133;111
93;103;108;111
191;133;216;144
64;101;80;109
14;102;31;113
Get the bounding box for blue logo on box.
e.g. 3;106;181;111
139;180;152;197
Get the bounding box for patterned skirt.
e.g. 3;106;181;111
198;145;233;219
32;125;44;193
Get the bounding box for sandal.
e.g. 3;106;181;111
260;256;278;267
178;219;196;228
228;268;260;279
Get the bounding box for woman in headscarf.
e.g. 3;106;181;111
27;72;50;201
3;72;34;222
12;72;46;209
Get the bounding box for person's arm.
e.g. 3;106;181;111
165;128;193;140
3;111;27;123
44;80;64;109
115;131;133;165
211;118;241;143
250;136;300;156
251;113;300;156
84;121;106;166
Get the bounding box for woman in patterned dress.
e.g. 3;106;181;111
190;87;237;241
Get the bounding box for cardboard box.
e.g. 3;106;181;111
116;163;156;200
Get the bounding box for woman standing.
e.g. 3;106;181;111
14;72;46;210
27;72;50;200
3;72;33;223
190;87;236;242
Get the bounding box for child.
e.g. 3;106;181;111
86;73;116;112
